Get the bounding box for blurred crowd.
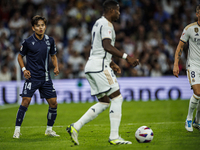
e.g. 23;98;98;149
0;0;197;81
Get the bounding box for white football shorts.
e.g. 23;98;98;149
187;68;200;86
85;67;119;99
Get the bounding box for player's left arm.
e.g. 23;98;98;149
110;61;121;73
51;54;59;76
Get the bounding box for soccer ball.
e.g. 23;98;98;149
135;126;154;143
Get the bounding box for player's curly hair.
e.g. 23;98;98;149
103;0;119;13
196;5;200;13
31;15;47;26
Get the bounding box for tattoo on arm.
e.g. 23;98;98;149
178;49;183;59
177;44;184;60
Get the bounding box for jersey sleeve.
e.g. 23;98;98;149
19;40;28;56
180;27;190;43
50;38;57;55
101;24;113;40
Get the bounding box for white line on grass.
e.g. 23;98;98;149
0;122;183;130
0;104;19;110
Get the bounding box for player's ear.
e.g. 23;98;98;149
32;26;35;32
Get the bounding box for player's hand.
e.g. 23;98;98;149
173;64;179;78
111;64;121;73
54;67;59;76
126;56;139;67
23;70;31;79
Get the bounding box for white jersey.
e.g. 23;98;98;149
85;16;116;73
180;22;200;69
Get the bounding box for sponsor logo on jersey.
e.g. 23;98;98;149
193;38;200;44
32;42;35;45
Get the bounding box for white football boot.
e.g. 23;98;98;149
109;137;132;145
45;130;60;137
185;119;193;132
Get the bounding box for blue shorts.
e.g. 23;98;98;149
20;80;57;99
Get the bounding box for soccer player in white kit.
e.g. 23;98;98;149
67;0;139;145
173;5;200;132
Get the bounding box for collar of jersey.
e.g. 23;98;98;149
102;16;112;24
33;33;45;41
197;21;200;27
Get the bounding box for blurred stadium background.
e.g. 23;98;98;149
0;0;197;104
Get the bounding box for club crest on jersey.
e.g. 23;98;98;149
32;42;35;45
46;40;50;45
194;28;199;36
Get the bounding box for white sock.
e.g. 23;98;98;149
74;102;109;131
195;100;200;124
46;126;52;131
15;126;20;132
109;94;123;140
187;94;199;120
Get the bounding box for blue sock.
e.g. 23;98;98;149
15;105;27;126
47;107;57;126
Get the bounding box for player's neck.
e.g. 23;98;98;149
103;14;112;23
35;33;44;40
198;20;200;26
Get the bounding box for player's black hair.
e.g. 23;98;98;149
103;0;119;13
31;15;47;26
196;4;200;13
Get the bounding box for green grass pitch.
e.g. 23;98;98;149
0;100;200;150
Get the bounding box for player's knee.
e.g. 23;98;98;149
49;102;57;108
48;99;57;108
21;97;31;107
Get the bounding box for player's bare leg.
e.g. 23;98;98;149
13;97;31;138
185;84;200;132
108;90;132;145
45;98;59;137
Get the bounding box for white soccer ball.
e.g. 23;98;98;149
135;126;154;143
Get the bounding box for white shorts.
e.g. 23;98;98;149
85;67;119;98
187;68;200;86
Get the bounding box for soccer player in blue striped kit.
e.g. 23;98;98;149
13;15;60;138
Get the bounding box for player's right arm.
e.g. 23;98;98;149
102;39;139;67
18;54;31;79
18;40;31;79
173;40;185;78
173;25;189;78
